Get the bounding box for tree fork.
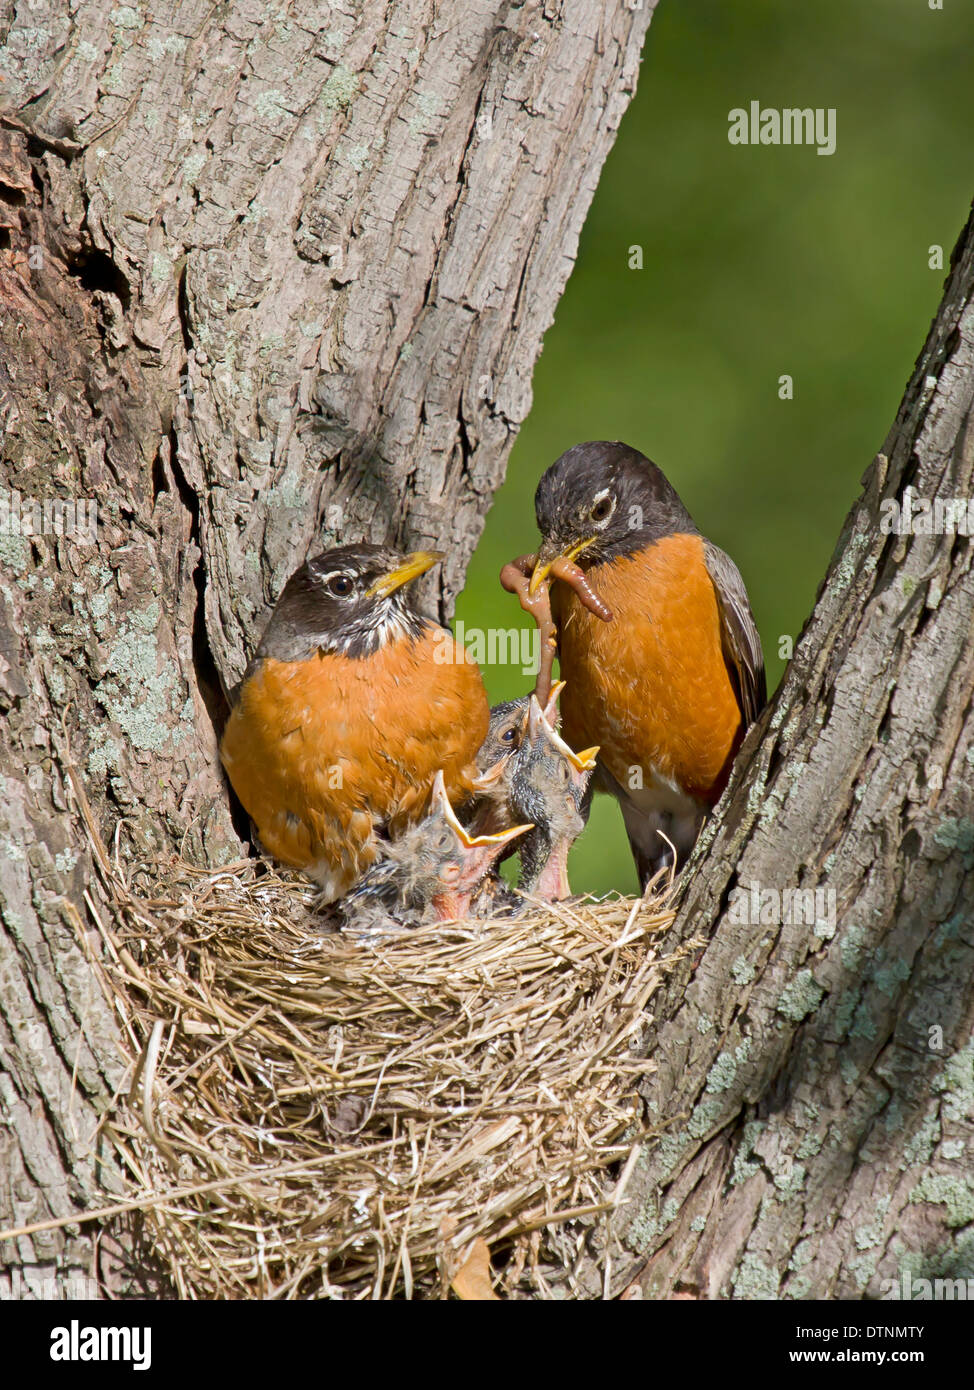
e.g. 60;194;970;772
597;200;974;1301
0;3;656;1294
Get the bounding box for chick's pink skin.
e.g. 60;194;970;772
423;771;531;921
429;838;514;920
512;691;598;904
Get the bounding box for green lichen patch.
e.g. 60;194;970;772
795;1130;823;1160
840;922;869;971
653;1131;687;1181
903;1114;940;1168
408;90;443;135
773;1160;806;1202
731;955;756;985
732;1251;779;1300
850;1003;878;1041
661;1197;681;1227
255;89;290;124
110;6;143;31
849;1251;879;1290
0;834;27;862
341;142;371;172
627;1200;659;1252
322;64;359;111
688;1094;726;1139
909;1172;974;1228
789;1238;814;1271
706;1039;751;1094
933;818;974;855
730;1120;766;1186
873;958;911;998
854;1220;883;1251
150;253;172;285
92;618;180;758
0;533;31;572
936;1047;974;1125
776;969;826;1023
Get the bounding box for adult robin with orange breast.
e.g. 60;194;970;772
526;441;766;884
220;543;490;901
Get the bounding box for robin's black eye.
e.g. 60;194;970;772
590;495;614;523
502;727;516;743
559;760;571;783
328;575;354;597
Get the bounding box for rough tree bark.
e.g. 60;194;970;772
2;0;971;1303
0;1;656;1296
586;205;974;1301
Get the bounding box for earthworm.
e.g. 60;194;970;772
500;558;559;707
500;552;613;622
549;556;614;623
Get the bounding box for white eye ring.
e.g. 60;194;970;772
590;488;616;525
322;571;354;597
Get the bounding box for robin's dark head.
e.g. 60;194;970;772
531;441;697;590
255;543;443;662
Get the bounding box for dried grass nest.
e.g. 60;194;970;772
73;827;693;1300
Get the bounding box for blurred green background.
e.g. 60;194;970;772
455;0;974;895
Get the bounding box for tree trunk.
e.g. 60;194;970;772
0;0;656;1296
592;204;974;1301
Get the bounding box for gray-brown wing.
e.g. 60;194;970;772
703;541;767;726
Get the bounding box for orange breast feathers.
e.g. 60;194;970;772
219;625;489;891
556;533;743;804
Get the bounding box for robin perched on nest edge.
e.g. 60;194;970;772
528;441;766;884
220;543;490;901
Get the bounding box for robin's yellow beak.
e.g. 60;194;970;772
430;771;533;848
527;695;599;772
367;550;443;598
471;756;510;791
568;745;600;773
528;537;595;595
460;819;534;850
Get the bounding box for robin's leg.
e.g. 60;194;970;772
614;785;707;889
600;772;700;889
621;805;676;889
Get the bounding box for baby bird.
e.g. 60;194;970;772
470;683;573;825
477;697;531;770
467;697;531;841
509;690;598;902
339;771;531;933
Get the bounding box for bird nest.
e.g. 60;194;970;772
70;834;690;1300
